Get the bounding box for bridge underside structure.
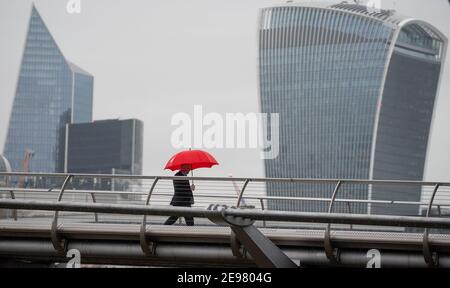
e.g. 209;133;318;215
1;172;450;268
2;222;450;267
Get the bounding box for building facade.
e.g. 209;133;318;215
65;119;144;192
258;3;447;215
3;5;93;174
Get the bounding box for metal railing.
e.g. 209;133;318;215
1;172;450;267
1;172;450;218
2;172;450;217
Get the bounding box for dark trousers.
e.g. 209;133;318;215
164;215;194;226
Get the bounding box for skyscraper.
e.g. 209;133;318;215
3;5;93;173
65;119;143;192
258;3;447;214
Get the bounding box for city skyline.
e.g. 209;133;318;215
1;0;450;270
0;0;449;180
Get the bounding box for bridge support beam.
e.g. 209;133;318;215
208;207;298;268
230;224;298;268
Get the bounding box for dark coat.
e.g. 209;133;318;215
170;171;194;207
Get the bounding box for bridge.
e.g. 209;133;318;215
1;172;450;268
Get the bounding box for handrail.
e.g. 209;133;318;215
1;199;450;229
1;172;450;186
2;187;450;208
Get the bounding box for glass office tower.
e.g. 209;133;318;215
258;3;447;214
65;119;144;192
65;119;143;176
3;5;93;173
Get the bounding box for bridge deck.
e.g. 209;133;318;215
2;220;450;252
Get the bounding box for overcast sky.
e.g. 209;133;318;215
0;0;449;180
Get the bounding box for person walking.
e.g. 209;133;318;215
164;164;195;226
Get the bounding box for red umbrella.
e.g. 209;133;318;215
164;149;219;171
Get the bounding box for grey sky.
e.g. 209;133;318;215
0;0;449;180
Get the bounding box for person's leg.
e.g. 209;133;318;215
164;216;178;225
185;217;194;226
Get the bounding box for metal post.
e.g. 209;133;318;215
236;179;251;208
259;198;266;228
346;201;353;230
90;193;98;223
324;181;343;264
423;183;440;267
232;179;252;258
51;175;73;252
8;190;17;221
140;177;159;256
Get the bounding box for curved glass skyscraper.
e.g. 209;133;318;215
258;3;447;214
3;5;93;173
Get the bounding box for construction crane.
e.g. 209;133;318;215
18;149;34;188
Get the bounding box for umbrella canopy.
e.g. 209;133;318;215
164;150;219;171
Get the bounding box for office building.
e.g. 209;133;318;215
3;5;93;173
258;3;447;214
65;119;143;193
